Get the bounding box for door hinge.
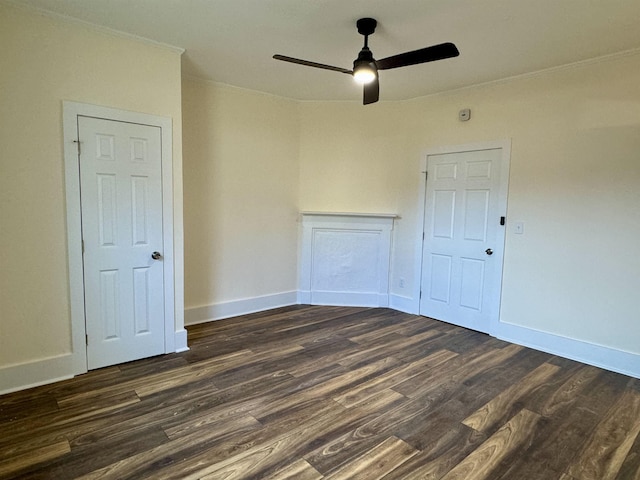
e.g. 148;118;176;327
419;290;422;299
500;216;506;226
85;334;89;346
73;139;81;155
81;239;85;254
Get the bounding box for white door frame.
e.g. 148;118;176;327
414;139;511;335
63;101;176;374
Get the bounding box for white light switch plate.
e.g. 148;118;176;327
514;222;524;234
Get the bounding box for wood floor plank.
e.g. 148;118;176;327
348;316;423;344
333;349;458;408
158;371;313;440
296;356;403;400
487;406;597;480
440;409;542;480
460;344;551;393
338;329;443;369
0;390;141;451
566;388;640;480
389;327;470;363
72;370;292;446
133;349;254;397
395;315;455;336
286;345;362;378
379;423;486;480
55;363;197;406
74;414;263;480
614;429;640;480
262;458;324;480
304;391;445;474
0;440;70;478
18;426;170;479
532;365;603;418
462;362;560;433
324;436;418;480
396;396;491;452
393;343;522;398
29;366;123;400
0;393;59;424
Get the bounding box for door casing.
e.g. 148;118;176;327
414;140;511;335
63;101;176;375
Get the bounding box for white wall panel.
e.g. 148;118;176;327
433;190;456;239
463;190;489;241
99;270;119;340
97;174;117;247
429;254;452;303
460;258;485;310
131;176;148;245
300;213;396;307
133;267;150;334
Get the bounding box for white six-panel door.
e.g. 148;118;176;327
420;148;505;333
79;116;165;369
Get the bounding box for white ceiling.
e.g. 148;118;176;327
12;0;640;102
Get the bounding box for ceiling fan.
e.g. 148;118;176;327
273;18;459;105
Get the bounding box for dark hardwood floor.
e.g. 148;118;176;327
1;305;639;479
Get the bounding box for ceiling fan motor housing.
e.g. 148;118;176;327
356;18;377;36
354;47;375;69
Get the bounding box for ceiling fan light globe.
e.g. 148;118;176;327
353;66;376;84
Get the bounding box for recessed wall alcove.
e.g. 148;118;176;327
298;212;398;307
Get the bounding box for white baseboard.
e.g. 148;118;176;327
494;321;640;379
301;291;389;308
174;328;189;352
297;290;311;304
184;291;298;325
389;293;419;314
0;354;75;395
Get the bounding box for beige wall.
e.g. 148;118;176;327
182;78;300;309
298;52;640;355
0;4;183;369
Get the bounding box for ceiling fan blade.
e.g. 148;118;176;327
376;42;459;70
363;76;379;105
273;55;353;75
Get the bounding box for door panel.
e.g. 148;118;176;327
433;190;456;238
79;116;165;369
429;254;452;303
420;148;505;333
459;257;484;310
464;190;489;240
